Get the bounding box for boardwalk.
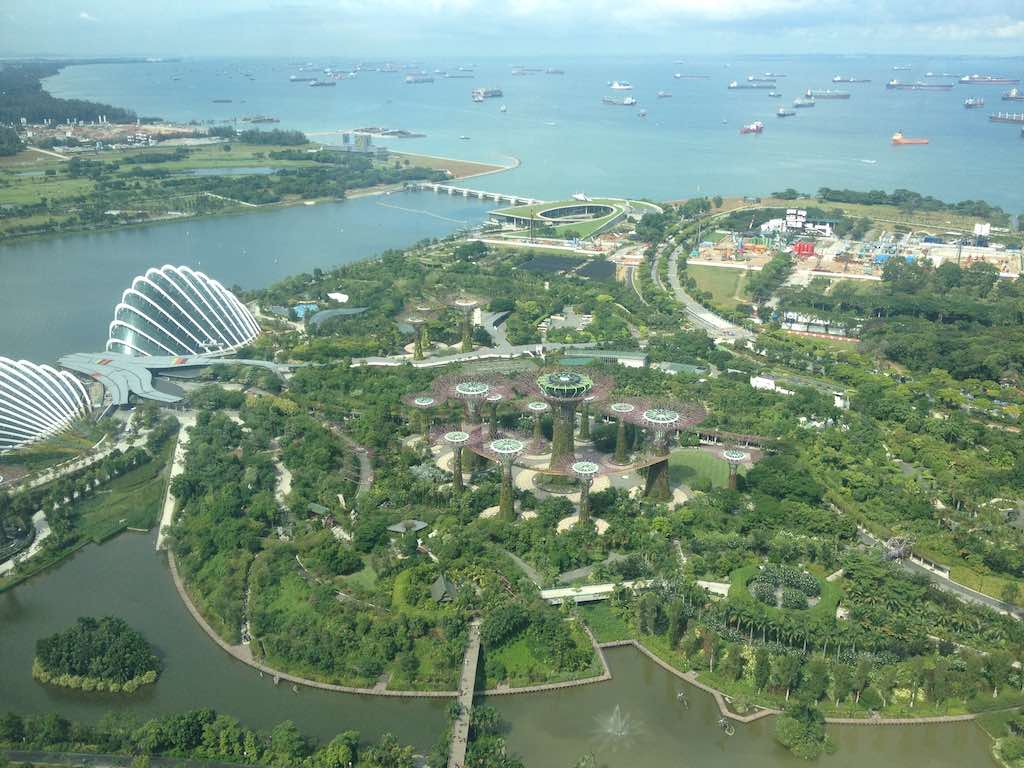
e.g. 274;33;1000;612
448;621;482;768
156;412;196;550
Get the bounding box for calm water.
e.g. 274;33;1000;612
0;193;494;362
46;55;1024;211
0;532;995;765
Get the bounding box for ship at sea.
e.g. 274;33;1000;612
763;72;787;78
1003;88;1024;101
892;65;912;71
832;76;871;83
728;80;774;90
656;90;672;98
989;113;1024;125
963;97;985;109
610;81;633;91
545;68;565;75
807;89;850;99
471;88;502;102
960;74;1020;86
405;75;434;84
602;96;637;106
289;75;316;82
777;108;796;117
891;131;928;145
886;80;953;91
768;91;782;98
748;75;776;83
793;96;816;108
740;121;764;134
445;72;474;79
674;73;710;80
309;80;336;87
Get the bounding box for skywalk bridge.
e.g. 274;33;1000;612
408;182;544;207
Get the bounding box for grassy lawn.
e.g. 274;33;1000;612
580;602;633;643
339;558;379;591
386;634;459;691
763;196;990;233
389;151;505;179
686;264;748;310
668;448;735;490
486;621;601;688
75;438;175;542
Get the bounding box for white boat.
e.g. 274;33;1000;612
610;80;633;91
499;104;507;112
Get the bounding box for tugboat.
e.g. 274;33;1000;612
740;121;764;134
777;107;796;117
891;131;929;145
963;97;985;109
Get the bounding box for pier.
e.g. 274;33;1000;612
448;620;481;768
410;182;544;206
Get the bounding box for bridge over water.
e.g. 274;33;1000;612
409;182;544;207
448;620;481;768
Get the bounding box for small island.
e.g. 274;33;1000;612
33;616;161;693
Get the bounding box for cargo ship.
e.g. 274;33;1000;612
763;72;787;78
674;73;710;79
777;108;796;117
309;80;336;87
960;74;1020;86
405;75;434;84
963;97;985;109
793;96;816;108
740;121;764;134
602;96;637;106
656;90;672;98
289;75;316;82
445;72;474;79
748;75;776;82
768;91;782;98
832;76;871;83
610;80;633;90
807;89;850;99
891;131;928;145
471;88;502;102
886;80;953;91
728;80;774;90
545;68;565;75
892;65;912;71
989;113;1024;124
1003;88;1024;101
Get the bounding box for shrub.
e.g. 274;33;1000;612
781;589;808;610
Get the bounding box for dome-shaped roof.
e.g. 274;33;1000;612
0;357;92;450
106;265;260;357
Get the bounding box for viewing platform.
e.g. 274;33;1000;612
409;182;544;206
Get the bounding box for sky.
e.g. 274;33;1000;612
1;0;1023;57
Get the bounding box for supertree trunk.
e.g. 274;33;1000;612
413;327;424;360
578;479;592;525
461;312;473;352
613;417;628;464
550;402;576;466
452;446;464;494
533;413;544;444
579;403;591;440
499;464;516;522
643;458;671;502
489;402;499;438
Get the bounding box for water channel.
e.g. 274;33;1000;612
0;531;996;766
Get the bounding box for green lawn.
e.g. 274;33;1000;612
580;602;633;643
668;448;736;490
73;435;177;542
339;558;379;591
686;264;748;310
485;622;601;688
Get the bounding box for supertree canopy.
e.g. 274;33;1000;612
519;369;614;469
467;428;526;522
450;295;483;353
431;426;471;495
401;392;440;436
524;400;550;452
432;374;513;425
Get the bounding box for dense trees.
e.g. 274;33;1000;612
34;617;159;692
0;63;137;124
0;126;23;156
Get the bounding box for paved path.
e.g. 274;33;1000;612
667;245;752;342
448;620;481;768
856;528;1022;618
156;412;195;551
504;549;544;587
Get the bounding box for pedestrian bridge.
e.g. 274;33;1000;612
409;182;544;207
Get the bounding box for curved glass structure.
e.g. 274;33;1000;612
106;265;260;357
0;357;91;450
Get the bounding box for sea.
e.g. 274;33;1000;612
45;54;1024;210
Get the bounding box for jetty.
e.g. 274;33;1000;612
448;620;481;768
410;182;544;206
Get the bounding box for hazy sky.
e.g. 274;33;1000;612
2;0;1023;57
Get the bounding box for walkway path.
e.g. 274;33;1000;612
667;245;752;342
156;412;196;551
448;620;481;768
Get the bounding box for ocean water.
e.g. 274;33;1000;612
46;54;1024;212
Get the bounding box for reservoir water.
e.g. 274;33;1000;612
45;55;1024;212
0;532;995;765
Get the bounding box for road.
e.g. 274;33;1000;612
667;245;753;342
856;529;1022;619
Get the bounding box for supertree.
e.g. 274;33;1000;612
485;393;504;438
523;400;550;453
571;459;600;525
401;392;440;437
722;449;750;490
607;398;707;501
603;401;637;465
432;374;513;426
405;315;428;360
578;395;596;441
432;426;471;495
468;430;526;522
450;295;483;353
517;370;613;470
